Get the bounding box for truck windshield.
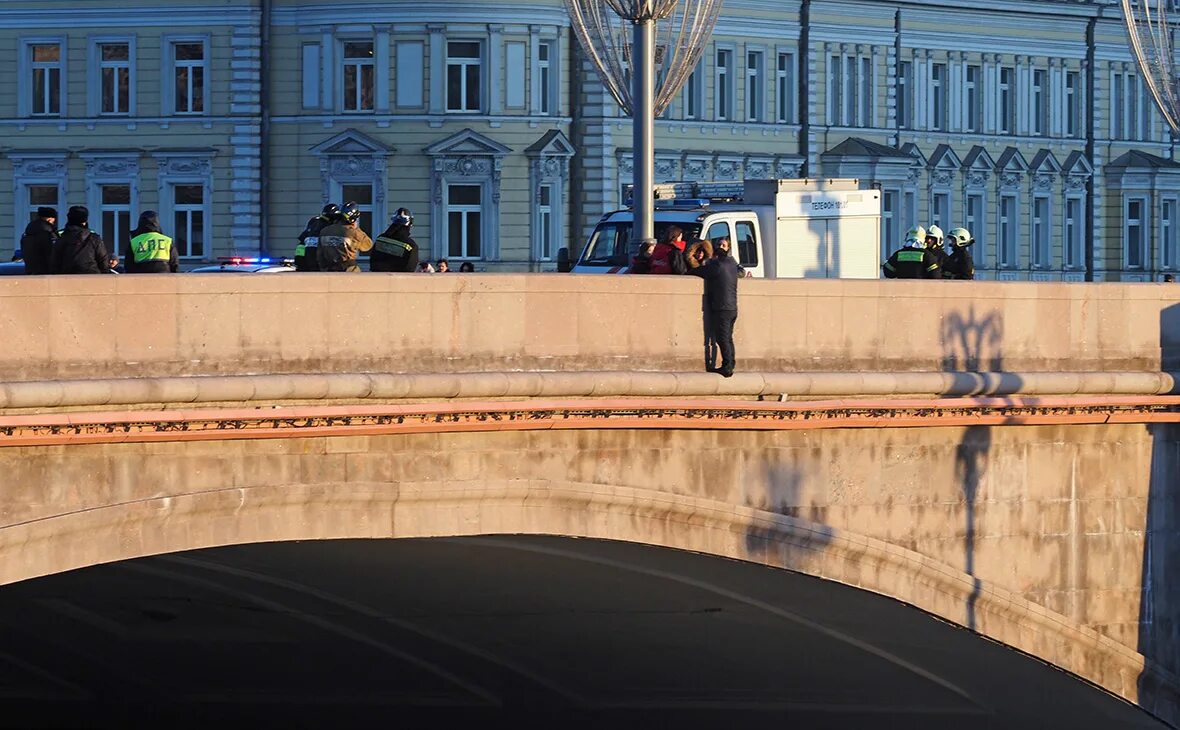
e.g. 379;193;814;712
580;221;703;266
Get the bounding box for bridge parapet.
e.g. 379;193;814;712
1;275;1178;382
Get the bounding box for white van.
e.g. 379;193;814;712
565;178;881;279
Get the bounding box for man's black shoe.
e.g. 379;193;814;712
719;368;734;378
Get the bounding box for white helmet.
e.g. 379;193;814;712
947;227;974;248
925;224;944;248
904;225;927;249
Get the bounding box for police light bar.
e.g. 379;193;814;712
216;256;294;265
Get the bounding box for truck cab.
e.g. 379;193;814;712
573;202;766;277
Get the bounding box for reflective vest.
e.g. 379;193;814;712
130;232;173;263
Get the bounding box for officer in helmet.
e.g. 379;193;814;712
942;227;976;280
925;224;947;274
883;226;941;279
372;207;419;272
316;201;373;272
295;203;341;272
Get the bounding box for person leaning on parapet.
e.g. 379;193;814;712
882;226;940;279
295;203;340;272
371;207;419;273
20;206;57;275
942;227;975;281
316;201;372;272
124;211;178;274
690;236;741;378
51;206;116;275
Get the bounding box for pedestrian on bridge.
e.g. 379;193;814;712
124;211;178;274
690;237;740;377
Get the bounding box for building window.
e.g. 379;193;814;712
685;63;702;119
341;183;374;237
1126;197;1147;269
999;193;1018;267
172;41;205;114
745;50;764;122
999;66;1014;135
898;61;912;128
930;63;946;131
776;52;794;123
965;65;981;133
881;189;897;262
827;54;842;124
536;184;555;261
904;189;917;229
99;43;131;115
1032;69;1048;136
447;41;483;113
1164;199;1178;270
446;184;483;259
342;41;375;113
931;191;951;231
858;56;872;127
1065;197;1084;269
842;56;855;126
1065;71;1081;137
966;193;985;267
1032;195;1050;267
715;48;733;121
1113;72;1125;139
173;184;205;258
30;43;62;116
98;184;132;257
26;185;60;223
537;42;553;115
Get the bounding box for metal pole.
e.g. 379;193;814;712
632;17;656;247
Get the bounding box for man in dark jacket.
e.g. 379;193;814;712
124;211;178;273
883;226;941;279
20;206;57;275
294;203;340;272
942;227;976;280
371;208;419;272
51;206;114;275
690;239;741;377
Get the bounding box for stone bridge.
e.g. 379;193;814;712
2;274;1180;729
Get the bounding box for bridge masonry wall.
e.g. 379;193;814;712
3;422;1177;689
2;275;1180;382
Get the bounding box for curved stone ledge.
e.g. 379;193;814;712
1;370;1177;410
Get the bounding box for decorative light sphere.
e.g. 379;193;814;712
1123;0;1180;134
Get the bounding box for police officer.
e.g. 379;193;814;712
371;208;419;272
295;203;340;272
925;224;948;273
20;206;57;275
883;226;941;279
51;206;116;275
942;227;976;280
316;201;373;272
124;211;178;274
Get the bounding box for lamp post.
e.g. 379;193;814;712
566;0;724;248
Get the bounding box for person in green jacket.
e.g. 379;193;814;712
124;211;178;273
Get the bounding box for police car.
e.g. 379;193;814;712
187;257;295;274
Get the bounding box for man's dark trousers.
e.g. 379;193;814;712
712;310;737;373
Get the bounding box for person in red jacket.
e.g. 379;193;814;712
630;226;687;274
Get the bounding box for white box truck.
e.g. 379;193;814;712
565;178;881;279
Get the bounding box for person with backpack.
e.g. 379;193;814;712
20;206;57;275
50;206;116;275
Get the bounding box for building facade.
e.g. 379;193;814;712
0;0;1175;280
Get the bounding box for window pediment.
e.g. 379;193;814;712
425;128;512;158
309;129;394;157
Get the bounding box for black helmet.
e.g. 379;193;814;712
392;207;414;227
341;201;362;224
321;203;341;220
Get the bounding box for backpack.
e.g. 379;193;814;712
670;247;689;275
